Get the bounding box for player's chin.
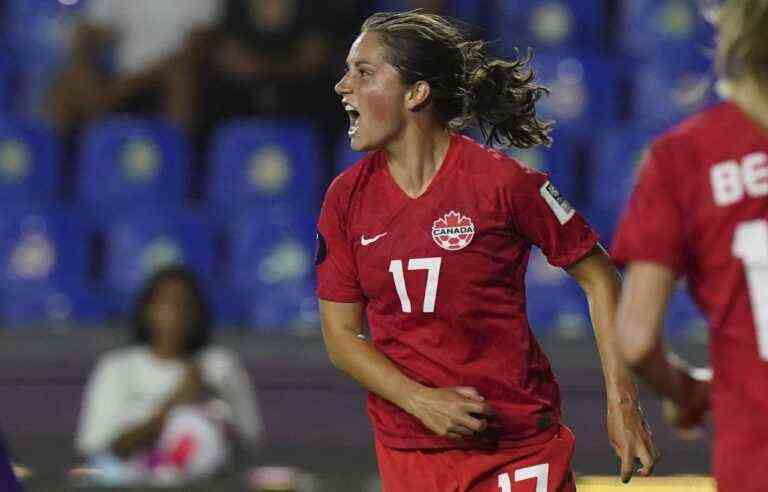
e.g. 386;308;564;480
350;135;377;152
349;137;365;152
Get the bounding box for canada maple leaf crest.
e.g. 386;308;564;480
431;211;475;251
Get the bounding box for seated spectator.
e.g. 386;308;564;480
46;0;223;136
75;266;262;485
202;0;365;179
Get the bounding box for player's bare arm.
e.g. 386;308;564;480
319;300;493;440
616;261;710;435
566;245;660;482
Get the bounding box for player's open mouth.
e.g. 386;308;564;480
345;103;360;136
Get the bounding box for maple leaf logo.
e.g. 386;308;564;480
431;211;475;251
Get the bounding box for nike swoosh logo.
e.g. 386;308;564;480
361;233;387;246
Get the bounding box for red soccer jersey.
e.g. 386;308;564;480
317;134;598;449
612;102;768;488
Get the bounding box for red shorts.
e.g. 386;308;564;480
375;425;576;492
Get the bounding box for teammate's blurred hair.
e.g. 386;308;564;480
362;10;552;149
132;264;212;356
715;0;768;85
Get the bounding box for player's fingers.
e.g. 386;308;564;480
456;414;486;432
448;423;476;436
645;433;661;461
453;387;485;402
619;448;634;483
462;401;495;416
636;446;655;477
445;431;464;440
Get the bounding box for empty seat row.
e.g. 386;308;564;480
0;205;317;329
0;116;323;214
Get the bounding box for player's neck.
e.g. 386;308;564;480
728;75;768;134
385;123;451;199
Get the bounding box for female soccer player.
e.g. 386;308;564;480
317;11;657;491
614;2;768;491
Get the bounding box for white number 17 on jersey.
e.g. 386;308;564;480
388;257;442;313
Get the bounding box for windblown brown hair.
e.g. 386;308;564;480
715;0;768;85
362;10;553;149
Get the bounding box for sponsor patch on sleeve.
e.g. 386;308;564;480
315;231;327;265
539;181;575;225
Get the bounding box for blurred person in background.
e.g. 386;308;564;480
46;0;222;136
317;10;658;491
613;1;768;491
201;0;366;177
75;266;262;485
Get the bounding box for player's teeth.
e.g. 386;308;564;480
348;119;359;136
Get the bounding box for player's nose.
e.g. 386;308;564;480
335;73;351;96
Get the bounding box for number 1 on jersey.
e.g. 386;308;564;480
388;257;442;313
732;219;768;361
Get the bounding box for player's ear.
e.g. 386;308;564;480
405;80;431;111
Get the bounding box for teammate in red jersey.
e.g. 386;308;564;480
317;11;657;491
613;2;768;491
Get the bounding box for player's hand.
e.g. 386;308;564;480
168;363;206;406
606;399;660;483
406;386;495;440
664;367;711;440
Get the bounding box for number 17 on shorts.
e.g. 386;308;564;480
498;464;549;492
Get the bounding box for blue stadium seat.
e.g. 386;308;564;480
240;281;318;332
78;117;192;212
227;207;316;330
103;207;215;309
371;0;502;42
207;119;322;216
499;127;582;205
0;207;91;288
502;0;608;50
631;52;717;128
0;52;17;113
620;0;715;58
0;206;106;324
587;124;660;242
525;248;586;334
0;281;109;325
5;0;89;113
665;283;707;337
0;117;61;204
528;49;621;138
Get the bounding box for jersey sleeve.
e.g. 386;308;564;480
611;140;686;275
75;354;130;455
201;349;264;448
316;178;363;302
507;171;599;268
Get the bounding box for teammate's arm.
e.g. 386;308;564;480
319;300;494;440
566;245;660;482
616;261;710;434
